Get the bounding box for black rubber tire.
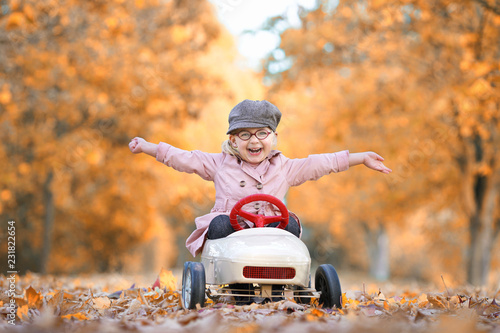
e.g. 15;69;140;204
315;264;342;308
181;262;206;309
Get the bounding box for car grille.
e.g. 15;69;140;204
243;266;296;280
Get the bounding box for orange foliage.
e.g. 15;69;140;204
0;0;262;274
265;0;500;285
1;0;498;288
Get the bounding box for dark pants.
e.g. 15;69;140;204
206;214;300;240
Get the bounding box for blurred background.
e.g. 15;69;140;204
0;0;499;288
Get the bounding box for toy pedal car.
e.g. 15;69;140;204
181;194;342;309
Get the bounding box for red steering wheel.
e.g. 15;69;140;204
229;194;289;231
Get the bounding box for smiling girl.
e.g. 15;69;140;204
129;99;391;257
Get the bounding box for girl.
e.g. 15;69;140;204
129;99;392;257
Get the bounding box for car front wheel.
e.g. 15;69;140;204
182;262;206;309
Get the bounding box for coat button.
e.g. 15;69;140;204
254;202;261;210
239;181;246;187
256;183;263;190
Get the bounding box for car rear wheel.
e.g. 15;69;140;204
182;262;206;309
315;264;342;308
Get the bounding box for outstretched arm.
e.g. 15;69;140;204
349;152;392;174
129;138;220;180
129;137;158;157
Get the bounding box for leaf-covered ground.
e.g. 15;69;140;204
1;270;499;333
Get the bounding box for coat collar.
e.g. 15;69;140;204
239;150;281;182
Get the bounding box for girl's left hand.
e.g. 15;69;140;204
363;152;392;174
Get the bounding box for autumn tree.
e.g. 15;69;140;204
264;0;499;284
0;0;257;273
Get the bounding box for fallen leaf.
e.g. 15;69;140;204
414;310;428;322
278;300;305;311
342;292;348;306
61;312;89;321
25;286;42;308
418;293;429;307
93;296;111;311
152;268;178;291
126;298;142;314
17;304;30;321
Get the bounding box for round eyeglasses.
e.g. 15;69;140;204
236;129;272;141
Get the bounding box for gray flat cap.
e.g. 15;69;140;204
227;99;282;134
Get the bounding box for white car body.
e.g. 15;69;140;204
201;227;311;287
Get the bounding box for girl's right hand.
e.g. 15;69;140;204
129;137;146;154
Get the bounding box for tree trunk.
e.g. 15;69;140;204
460;130;499;286
466;172;498;286
363;223;390;281
41;170;54;274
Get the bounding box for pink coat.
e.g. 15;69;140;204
156;142;350;256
